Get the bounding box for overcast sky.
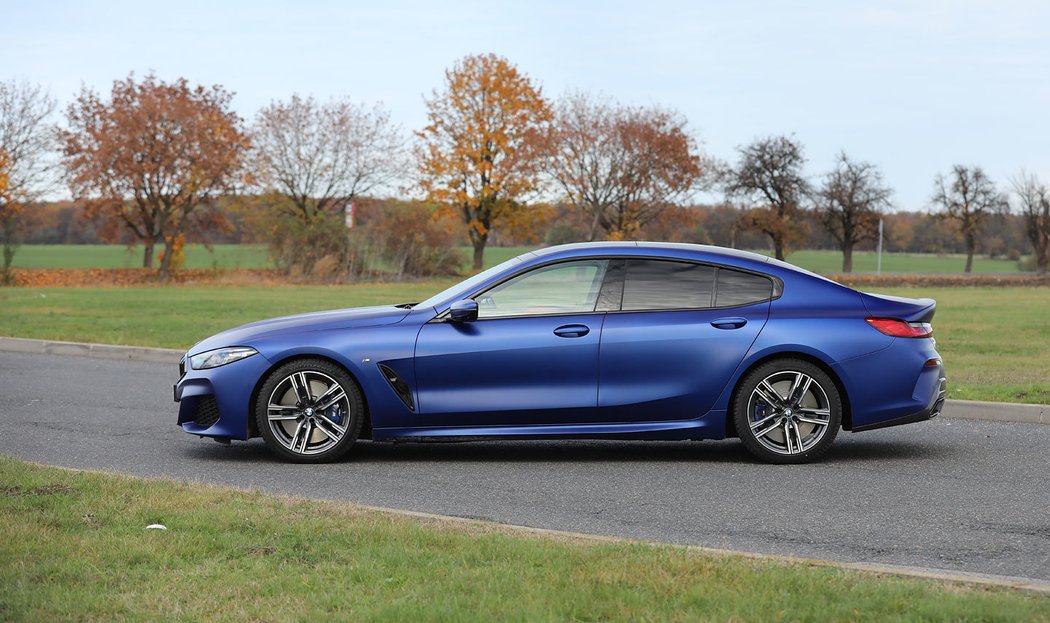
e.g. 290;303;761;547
4;0;1048;210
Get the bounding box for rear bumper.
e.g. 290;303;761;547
852;372;946;432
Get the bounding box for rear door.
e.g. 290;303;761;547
597;259;772;422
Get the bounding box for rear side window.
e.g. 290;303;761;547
716;268;773;307
622;260;715;311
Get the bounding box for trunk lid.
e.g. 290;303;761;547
859;292;937;323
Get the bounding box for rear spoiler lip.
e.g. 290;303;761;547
859;292;937;323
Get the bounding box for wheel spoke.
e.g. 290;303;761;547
796;415;828;426
267;404;298;421
296;420;313;453
791;421;806;452
290;372;312;404
783;421;795;453
788;374;813;406
314;416;346;441
797;407;831;416
749;412;779;432
316;390;347;412
287;419;308;451
754;418;782;439
754;381;784;408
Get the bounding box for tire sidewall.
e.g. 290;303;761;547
733;359;842;464
254;358;365;463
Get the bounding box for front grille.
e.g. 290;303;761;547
179;357;186;378
193;396;221;428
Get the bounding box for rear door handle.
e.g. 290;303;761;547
553;324;590;338
711;317;747;330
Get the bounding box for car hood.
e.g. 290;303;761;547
187;305;411;356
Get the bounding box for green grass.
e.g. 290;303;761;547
0;284;1047;404
10;244;1024;274
2;457;1046;622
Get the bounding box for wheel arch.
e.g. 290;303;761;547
724;351;852;438
247;352;373;440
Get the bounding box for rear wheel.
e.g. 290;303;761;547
254;359;364;463
733;359;841;464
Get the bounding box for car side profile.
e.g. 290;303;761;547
174;242;946;464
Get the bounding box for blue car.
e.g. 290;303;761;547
174;242;946;464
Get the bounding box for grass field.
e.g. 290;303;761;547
2;457;1046;622
10;243;1024;274
0;284;1046;404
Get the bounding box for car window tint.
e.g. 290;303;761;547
476;260;608;318
622;260;715;311
716;268;773;307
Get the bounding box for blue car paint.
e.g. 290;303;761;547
174;242;944;443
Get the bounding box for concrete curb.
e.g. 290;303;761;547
0;336;182;365
35;461;1050;593
0;336;1046;425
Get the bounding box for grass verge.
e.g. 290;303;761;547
1;456;1047;622
1;284;1047;404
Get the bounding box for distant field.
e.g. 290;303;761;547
10;244;1023;274
0;284;1046;404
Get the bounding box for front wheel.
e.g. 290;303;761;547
732;359;841;464
254;359;365;463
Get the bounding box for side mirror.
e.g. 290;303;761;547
449;299;479;323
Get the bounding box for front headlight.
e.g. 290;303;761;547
189;347;258;370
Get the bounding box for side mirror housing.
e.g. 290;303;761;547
449;299;479;323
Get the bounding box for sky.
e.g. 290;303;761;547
3;0;1048;210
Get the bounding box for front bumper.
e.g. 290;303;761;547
174;352;273;440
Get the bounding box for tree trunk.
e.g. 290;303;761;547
842;242;853;273
143;239;155;269
772;235;786;261
158;238;173;280
964;232;975;273
471;235;487;271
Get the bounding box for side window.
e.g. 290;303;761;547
716;268;773;307
622;260;715;311
476;260;608;319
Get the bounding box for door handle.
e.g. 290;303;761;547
553;324;590;338
711;317;747;330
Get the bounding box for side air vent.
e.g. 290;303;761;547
378;364;415;411
193;396;221;428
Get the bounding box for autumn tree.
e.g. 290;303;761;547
546;92;703;240
725;135;809;260
60;73;248;276
1011;171;1050;275
418;53;552;270
0;80;57;282
816;152;893;272
930;165;1006;273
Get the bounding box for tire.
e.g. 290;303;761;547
254;358;365;463
732;358;842;464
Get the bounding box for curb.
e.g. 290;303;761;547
0;336;1046;425
0;336;182;365
36;461;1050;593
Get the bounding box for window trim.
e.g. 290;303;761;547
429;255;783;322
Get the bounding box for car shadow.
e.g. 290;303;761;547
181;434;953;465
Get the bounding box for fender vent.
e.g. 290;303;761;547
379;364;415;411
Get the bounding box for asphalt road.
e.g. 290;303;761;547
1;350;1048;582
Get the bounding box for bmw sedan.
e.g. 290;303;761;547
174;242;946;464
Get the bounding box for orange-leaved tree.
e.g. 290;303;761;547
60;73;248;277
417;54;553;270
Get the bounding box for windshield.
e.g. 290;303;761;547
416;255;529;310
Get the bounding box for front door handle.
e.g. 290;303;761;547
711;317;747;330
553;324;590;338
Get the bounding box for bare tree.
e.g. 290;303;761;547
546;92;703;240
1011;171;1050;275
930;165;1006;273
251;94;406;224
816;152;893;272
0;80;57;280
725;135;809;260
60;74;248;276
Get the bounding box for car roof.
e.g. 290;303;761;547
529;241;772;263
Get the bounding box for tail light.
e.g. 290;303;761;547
865;317;933;338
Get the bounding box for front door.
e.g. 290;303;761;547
414;259;611;427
